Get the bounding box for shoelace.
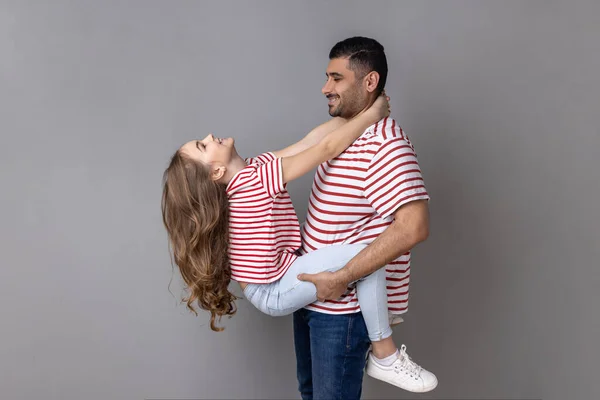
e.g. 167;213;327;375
396;344;423;377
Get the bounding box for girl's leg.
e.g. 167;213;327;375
356;269;397;358
245;245;397;356
243;244;367;317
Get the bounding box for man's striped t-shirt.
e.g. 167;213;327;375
300;117;430;315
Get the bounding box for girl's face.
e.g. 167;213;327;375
180;134;237;168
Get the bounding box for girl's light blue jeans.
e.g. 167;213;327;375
242;244;392;342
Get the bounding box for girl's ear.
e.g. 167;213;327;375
211;165;226;181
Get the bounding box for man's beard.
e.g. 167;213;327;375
328;86;367;119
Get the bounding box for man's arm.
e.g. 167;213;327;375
298;199;429;301
338;199;429;282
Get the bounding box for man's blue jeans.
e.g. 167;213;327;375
293;308;371;400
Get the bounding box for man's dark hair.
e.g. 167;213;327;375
329;36;388;96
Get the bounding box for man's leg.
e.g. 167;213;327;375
307;310;371;400
293;309;313;400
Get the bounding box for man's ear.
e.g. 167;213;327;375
211;164;226;181
363;71;380;93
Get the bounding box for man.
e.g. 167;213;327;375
295;37;437;399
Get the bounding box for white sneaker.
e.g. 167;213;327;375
366;344;438;393
389;313;404;326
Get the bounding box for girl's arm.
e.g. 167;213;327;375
281;95;389;184
273;117;347;159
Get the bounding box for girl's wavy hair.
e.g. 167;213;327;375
161;149;236;331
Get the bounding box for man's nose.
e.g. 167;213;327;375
322;79;333;95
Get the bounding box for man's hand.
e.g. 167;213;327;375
297;271;350;302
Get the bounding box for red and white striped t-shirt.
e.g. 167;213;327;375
227;152;301;283
300;117;430;315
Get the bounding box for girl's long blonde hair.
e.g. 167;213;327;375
161;150;236;331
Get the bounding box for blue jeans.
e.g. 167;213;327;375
293;309;371;400
243;244;392;341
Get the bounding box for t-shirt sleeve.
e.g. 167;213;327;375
364;137;430;219
245;152;277;166
254;155;286;198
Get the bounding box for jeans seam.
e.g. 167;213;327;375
338;315;353;400
373;272;384;340
275;280;304;297
265;281;306;315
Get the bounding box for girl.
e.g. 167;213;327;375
161;96;433;391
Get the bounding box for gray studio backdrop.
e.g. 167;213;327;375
1;1;598;399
